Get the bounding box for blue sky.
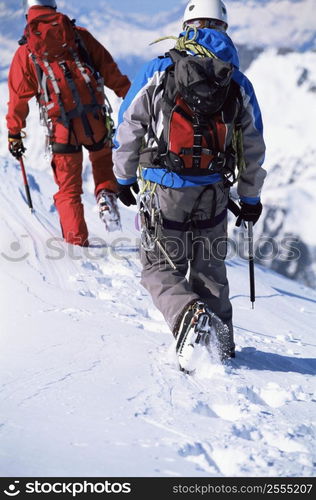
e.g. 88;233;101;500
104;0;184;14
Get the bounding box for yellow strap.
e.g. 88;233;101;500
138;166;158;196
150;182;157;195
150;35;178;46
140;180;157;195
175;29;217;59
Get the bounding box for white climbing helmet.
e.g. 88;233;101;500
183;0;228;30
22;0;57;15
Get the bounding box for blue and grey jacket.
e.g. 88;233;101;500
113;29;266;204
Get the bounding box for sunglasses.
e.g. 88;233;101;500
185;19;228;32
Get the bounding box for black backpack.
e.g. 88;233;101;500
141;48;244;183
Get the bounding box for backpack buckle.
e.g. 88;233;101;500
192;145;202;158
214;152;226;167
207;152;226;172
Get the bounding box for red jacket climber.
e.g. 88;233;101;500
7;0;131;246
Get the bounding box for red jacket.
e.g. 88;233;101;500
6;7;131;135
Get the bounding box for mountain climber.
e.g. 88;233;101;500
113;0;266;371
7;0;130;246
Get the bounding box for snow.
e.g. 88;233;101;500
232;48;316;286
53;0;316;61
0;0;316;479
1;0;316;65
247;49;316;164
0;128;315;477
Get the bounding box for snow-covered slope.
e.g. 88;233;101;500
0;1;315;477
1;1;315;288
0;147;315;477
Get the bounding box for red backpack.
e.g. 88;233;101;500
140;48;243;184
23;12;111;141
25;11;78;61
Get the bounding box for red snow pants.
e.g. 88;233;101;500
51;114;117;247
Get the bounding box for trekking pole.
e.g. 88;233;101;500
248;221;255;309
19;157;34;212
228;198;256;308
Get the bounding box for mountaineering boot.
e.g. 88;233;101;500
97;189;121;232
175;301;230;373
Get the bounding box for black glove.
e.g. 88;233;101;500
8;133;26;159
236;201;262;227
117;182;140;207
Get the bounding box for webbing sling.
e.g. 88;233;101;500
161;184;226;231
192;116;203;169
162;207;227;231
52;134;108;154
36;57;69;128
161;200;242;231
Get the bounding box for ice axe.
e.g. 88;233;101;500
19;157;34;212
228;198;256;308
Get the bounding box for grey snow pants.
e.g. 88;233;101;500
140;182;234;352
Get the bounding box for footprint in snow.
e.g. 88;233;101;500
259;382;295;408
193;401;218;418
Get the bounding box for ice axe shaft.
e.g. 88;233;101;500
248;221;255;308
228;198;256;308
19;157;34;211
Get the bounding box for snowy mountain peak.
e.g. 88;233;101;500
1;0;315;66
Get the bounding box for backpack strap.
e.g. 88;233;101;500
144;52;178;162
43;60;70;128
74;30;114;136
18;34;27;46
192;115;203;170
58;60;95;138
167;48;188;64
31;55;70;129
68;48;101;121
230;82;246;178
74;30;99;80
